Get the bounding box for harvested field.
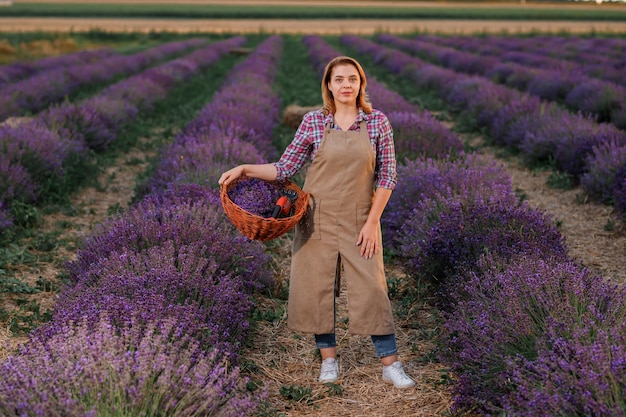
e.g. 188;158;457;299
1;17;626;34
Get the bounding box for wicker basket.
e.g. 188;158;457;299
220;177;310;242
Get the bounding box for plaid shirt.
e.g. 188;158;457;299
274;108;397;190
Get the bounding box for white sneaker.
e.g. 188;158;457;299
382;361;416;389
319;357;338;383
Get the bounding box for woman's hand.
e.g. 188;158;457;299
357;220;380;259
218;165;245;186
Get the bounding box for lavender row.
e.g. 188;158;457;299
423;34;626;88
48;36;245;151
302;35;464;162
342;35;626;415
0;38;208;121
387;131;626;416
0;37;284;416
343;35;626;219
0;47;116;89
0;37;245;233
377;34;626;131
145;36;283;193
0;186;270;416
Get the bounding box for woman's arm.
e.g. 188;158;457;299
219;111;318;187
218;163;278;186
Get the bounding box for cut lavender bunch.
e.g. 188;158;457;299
229;178;284;218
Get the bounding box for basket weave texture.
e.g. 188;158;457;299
220;178;310;242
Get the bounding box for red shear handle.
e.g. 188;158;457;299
271;195;292;218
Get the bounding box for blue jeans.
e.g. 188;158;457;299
315;333;398;358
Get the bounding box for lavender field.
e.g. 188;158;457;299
1;31;625;416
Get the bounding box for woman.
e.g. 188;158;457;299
219;56;415;389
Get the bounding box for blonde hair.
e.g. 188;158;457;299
321;56;372;115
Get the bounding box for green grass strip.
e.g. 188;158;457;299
2;3;626;21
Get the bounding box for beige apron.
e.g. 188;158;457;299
287;119;395;336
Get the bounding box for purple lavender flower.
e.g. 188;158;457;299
0;153;37;204
383;153;516;248
0;315;261;417
145;128;268;194
565;78;626;124
229;177;284;218
0;48;115;89
66;184;273;291
399;199;568;294
51;239;255;355
581;141;626;204
552;123;626;178
0;120;87;202
441;256;623;415
387;111;464;160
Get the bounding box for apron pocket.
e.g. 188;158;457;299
295;197;321;240
355;202;372;237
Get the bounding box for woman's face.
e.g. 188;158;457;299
327;63;360;108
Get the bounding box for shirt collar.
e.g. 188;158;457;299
324;107;369;127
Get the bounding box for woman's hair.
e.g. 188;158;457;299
321;56;372;115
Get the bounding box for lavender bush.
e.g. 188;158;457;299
0;48;115;88
505;319;626;416
581;141;626;204
41;98;139;152
552;123;626;178
0;120;87;203
565;78;626;124
445;76;518;131
145;128;268;193
66;184;273;292
481;93;537;146
382;153;516;248
0;315;260;417
0;39;205;121
387;110;464;160
0;152;37;205
52;238;255;355
399;199;568;296
442;256;625;415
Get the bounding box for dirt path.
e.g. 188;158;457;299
500;157;626;285
245;238;452;416
1;17;626;35
462;130;626;286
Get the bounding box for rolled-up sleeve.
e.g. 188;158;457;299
375;115;397;190
273;112;314;180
